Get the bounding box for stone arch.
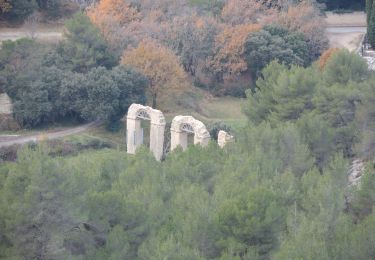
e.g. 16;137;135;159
126;104;166;160
170;116;210;151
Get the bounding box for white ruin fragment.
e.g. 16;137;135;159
126;104;166;161
348;159;365;186
170;115;210;151
0;93;13;115
217;130;234;148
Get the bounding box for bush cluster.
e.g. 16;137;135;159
0;13;147;127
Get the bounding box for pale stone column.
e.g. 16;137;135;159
0;93;13;115
150;122;166;161
126;104;166;160
171;129;188;151
126;118;142;154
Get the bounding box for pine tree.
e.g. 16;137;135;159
367;0;375;47
366;0;373;25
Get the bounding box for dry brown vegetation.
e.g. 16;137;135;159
318;48;340;70
121;39;190;108
86;0;328;98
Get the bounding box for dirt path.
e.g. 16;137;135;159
0;121;100;148
326;27;366;51
0;24;63;43
0;31;63;42
325;12;367;51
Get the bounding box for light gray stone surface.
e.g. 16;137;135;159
126;104;166;161
0;93;13;115
217;130;234;148
170;115;210;151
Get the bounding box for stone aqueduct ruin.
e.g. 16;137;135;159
170;115;211;151
126;104;166;161
126;104;233;160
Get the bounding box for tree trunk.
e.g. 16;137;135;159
152;92;157;108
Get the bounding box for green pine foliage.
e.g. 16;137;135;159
0;0;38;22
0;123;373;259
318;0;365;11
0;13;147;127
355;75;375;159
366;0;373;25
368;0;375;47
0;25;374;260
245;50;369;158
244;25;311;78
57;12;117;73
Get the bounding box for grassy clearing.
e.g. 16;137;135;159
163;94;247;129
63;96;246;145
1;93;246;147
194;96;247;127
87;126;126;148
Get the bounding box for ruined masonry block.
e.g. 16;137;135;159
217;130;234;148
0;93;13;115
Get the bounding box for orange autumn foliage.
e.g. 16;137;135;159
221;0;276;25
276;1;328;59
277;1;323;32
0;0;11;13
318;48;340;70
210;23;261;76
121;39;189;108
87;0;140;29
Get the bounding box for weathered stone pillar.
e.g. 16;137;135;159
171;129;188;151
150;122;166;160
126;117;142;154
126;104;166;161
0;92;19;131
0;93;13;115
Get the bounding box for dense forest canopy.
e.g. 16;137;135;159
317;0;365;10
0;50;375;259
0;0;374;259
0;0;330;127
0;0;366;23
